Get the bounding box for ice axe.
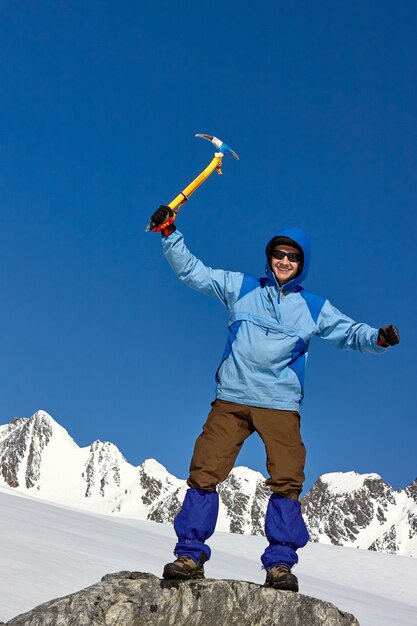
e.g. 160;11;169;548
145;134;239;233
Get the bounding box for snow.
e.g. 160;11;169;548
322;471;381;494
2;412;417;562
1;487;416;626
141;457;174;477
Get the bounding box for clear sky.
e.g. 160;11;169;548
1;1;416;494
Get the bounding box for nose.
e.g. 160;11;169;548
278;254;290;264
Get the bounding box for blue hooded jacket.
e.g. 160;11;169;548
162;228;384;411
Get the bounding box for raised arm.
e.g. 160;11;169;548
161;230;244;307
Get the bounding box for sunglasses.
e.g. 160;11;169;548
271;249;301;263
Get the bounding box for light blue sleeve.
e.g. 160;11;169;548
161;230;244;307
316;300;386;354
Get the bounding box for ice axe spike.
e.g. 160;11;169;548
146;133;239;233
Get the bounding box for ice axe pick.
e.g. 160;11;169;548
146;133;239;233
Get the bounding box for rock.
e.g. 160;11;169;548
5;571;360;626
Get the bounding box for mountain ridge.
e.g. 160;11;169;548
1;410;415;557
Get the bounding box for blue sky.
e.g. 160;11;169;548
1;2;416;494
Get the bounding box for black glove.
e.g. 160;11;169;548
150;205;176;237
377;325;400;347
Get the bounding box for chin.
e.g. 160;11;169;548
276;274;293;283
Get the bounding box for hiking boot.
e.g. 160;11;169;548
264;564;299;592
162;554;206;580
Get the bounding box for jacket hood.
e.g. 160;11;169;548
265;226;311;290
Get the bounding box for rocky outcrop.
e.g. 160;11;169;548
3;571;360;626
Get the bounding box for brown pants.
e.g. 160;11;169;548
188;399;306;500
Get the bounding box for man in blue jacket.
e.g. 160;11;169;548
150;206;399;591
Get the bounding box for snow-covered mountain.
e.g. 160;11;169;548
301;471;417;557
0;410;269;533
0;411;416;557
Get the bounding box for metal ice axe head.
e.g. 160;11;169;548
196;134;239;160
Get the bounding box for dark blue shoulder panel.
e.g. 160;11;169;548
238;274;262;301
300;290;326;323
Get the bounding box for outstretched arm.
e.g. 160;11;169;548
316;300;399;353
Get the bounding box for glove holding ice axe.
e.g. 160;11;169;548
147;134;239;236
150;205;177;237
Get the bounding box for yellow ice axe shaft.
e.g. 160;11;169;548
168;154;223;211
146;155;223;233
146;133;239;233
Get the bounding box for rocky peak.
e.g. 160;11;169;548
302;472;388;545
0;412;54;489
30;409;55;424
301;472;417;556
8;418;26;429
88;439;126;461
218;467;270;535
140;457;171;476
405;477;417;502
83;440;126;498
138;458;181;508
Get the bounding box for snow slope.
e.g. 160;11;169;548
1;486;416;626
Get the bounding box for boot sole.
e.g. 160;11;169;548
265;574;299;592
271;581;299;592
162;564;205;580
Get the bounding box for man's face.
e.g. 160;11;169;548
270;245;302;285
